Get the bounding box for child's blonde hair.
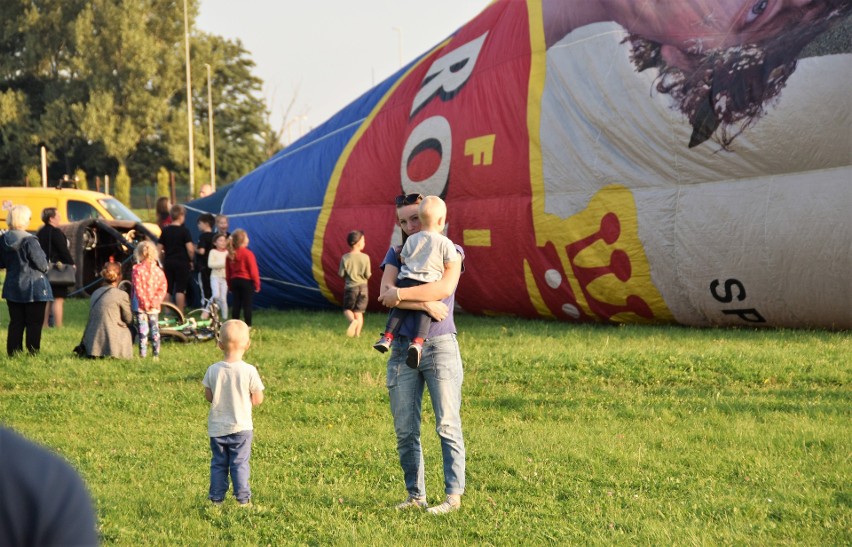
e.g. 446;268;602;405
219;319;250;350
134;240;158;263
228;229;248;259
418;195;447;228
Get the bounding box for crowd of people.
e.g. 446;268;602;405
1;191;465;518
0;198;261;359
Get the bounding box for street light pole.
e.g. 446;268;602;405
206;63;215;191
183;0;195;198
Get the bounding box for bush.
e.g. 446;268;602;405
115;164;131;205
24;166;41;187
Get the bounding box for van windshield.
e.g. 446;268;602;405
98;198;141;222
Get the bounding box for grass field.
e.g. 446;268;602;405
1;298;849;545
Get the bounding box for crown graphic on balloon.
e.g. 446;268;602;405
525;185;673;323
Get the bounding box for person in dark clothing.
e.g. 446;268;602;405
37;208;75;328
157;204;195;312
194;213;216;307
0;426;98;546
0;205;53;356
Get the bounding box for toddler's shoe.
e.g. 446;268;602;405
373;336;392;353
406;343;422;369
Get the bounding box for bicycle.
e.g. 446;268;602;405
158;301;222;343
118;280;221;343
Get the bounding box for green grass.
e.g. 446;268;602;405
1;299;849;545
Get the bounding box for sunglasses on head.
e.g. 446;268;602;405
395;193;423;207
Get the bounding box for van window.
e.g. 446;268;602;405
68;200;102;222
98;198;141;222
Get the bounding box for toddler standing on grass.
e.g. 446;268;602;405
131;240;168;359
203;319;265;506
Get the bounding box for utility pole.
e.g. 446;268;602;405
183;0;195;198
206;63;215;191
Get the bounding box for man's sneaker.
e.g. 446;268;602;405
426;495;461;515
373;336;392;353
406;343;422;369
209;499;223;506
238;500;252;508
395;495;427;510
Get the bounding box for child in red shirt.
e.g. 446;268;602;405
225;229;261;326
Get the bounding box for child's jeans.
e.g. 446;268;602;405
136;312;160;357
209;431;253;503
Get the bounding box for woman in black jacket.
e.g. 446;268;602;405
37;207;75;328
0;205;53;356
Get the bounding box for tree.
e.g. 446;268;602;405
157;167;170;199
74;168;88;190
0;0;274;190
71;0;184;190
0;90;35;182
25;166;41;187
194;34;273;183
115;164;130;205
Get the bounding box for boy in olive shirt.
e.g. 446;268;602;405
338;230;371;337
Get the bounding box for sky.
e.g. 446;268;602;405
196;0;491;144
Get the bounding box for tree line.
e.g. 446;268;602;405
0;0;282;201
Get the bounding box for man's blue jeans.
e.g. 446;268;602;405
387;333;466;498
209;430;253;503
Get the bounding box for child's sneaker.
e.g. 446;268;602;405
395;495;427;510
406;343;422;369
426;494;461;515
373;336;392;353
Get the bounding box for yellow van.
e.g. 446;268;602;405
0;186;160;236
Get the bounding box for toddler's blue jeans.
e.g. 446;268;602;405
209;430;253;503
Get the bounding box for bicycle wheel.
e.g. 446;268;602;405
159;328;189;343
192;303;223;340
159;302;185;330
